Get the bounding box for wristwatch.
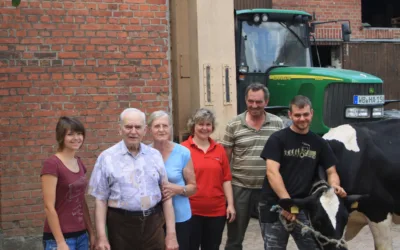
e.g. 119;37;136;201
182;186;187;196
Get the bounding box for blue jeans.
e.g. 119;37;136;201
258;208;320;250
43;232;89;250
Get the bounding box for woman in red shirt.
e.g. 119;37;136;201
41;117;95;250
181;108;236;250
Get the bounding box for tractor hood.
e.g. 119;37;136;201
269;67;383;84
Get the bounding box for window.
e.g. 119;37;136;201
311;45;342;68
240;21;311;73
362;0;400;28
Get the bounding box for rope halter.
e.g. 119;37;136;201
271;180;349;249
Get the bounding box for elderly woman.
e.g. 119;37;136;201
181;108;236;250
148;110;197;250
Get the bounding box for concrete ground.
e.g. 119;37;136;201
220;218;400;249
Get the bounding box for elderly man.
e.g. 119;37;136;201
88;108;178;250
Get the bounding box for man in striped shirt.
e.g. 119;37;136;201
222;83;283;250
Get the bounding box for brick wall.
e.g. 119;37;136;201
273;0;400;40
0;0;170;247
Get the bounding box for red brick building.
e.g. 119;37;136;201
0;0;170;248
273;0;400;109
1;0;400;249
273;0;400;39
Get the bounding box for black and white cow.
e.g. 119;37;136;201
279;177;364;250
280;118;400;250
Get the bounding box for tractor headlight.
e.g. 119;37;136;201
372;107;384;118
253;14;260;23
261;14;268;22
345;107;370;118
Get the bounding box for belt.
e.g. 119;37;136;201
108;203;162;217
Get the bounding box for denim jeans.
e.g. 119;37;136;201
43;232;89;250
258;202;320;250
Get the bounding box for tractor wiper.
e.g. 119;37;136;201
279;22;307;48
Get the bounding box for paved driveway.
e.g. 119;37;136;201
220;218;400;249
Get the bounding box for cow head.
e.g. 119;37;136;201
279;181;366;250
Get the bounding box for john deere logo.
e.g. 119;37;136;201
369;87;375;94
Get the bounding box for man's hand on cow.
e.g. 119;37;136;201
281;209;296;222
165;233;179;250
332;184;347;198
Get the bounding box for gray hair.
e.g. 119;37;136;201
245;82;270;100
119;108;146;125
187;108;216;136
147;110;172;127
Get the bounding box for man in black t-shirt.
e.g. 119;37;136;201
259;95;347;250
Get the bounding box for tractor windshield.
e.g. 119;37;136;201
239;21;311;73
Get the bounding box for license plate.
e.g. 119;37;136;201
353;95;384;105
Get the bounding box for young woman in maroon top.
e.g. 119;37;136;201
41;117;95;250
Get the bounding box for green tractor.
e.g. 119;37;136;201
235;9;386;134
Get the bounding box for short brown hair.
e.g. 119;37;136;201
56;116;86;151
187;108;216;136
289;95;312;112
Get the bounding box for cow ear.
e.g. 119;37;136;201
279;198;295;211
344;194;369;212
279;196;316;213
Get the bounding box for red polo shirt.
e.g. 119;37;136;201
181;136;232;217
